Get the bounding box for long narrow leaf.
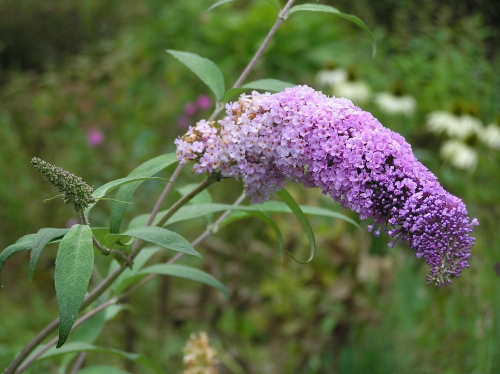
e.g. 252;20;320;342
55;224;94;348
207;0;235;12
167;50;225;102
30;228;70;280
288;4;376;58
222;79;295;102
276;189;316;263
0;234;36;276
35;342;162;373
106;226;202;258
110;154;178;233
139;264;230;299
86;177;171;215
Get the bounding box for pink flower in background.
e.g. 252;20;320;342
196;94;212;110
87;128;104;147
184;102;197;116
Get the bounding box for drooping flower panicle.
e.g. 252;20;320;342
175;85;478;286
32;157;96;212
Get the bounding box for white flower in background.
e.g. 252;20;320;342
315;66;371;104
374;91;417;116
333;80;371;104
480;123;500;149
315;68;347;88
427;111;482;139
440;139;478;171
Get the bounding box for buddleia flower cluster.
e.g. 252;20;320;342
31;157;96;212
175;85;478;286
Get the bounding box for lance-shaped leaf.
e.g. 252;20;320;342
110;153;178;233
128;200;359;229
222;79;295;102
74;366;131;374
30;228;70;280
167;50;225;102
35;342;163;373
139;263;229;299
0;234;36;277
86;176;171;216
276;189;316;263
106;226;202;258
55;224;94;348
207;0;236;12
288;4;376;58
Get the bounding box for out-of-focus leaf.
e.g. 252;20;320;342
207;0;236;12
36;342;162;373
110;247;161;294
77;366;131;374
288;4;376;58
167;50;225;101
0;234;36;277
222;79;295;102
139;264;230;299
106;226;201;258
86;177;170;216
55;224;94;348
276;189;316;263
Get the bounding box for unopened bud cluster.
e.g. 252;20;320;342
31;157;95;212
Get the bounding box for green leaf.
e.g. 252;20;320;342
139;264;230;299
110;154;178;233
68;305;107;344
222;79;295;102
276;189;316;263
106;226;202;258
36;342;162;373
244;211;285;262
111;247;162;294
288;4;376;58
86;177;171;216
207;0;236;12
167;50;225;102
77;366;131;374
55;224;94;348
30;228;70;280
0;234;36;276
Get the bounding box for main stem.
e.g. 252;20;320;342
208;0;296;122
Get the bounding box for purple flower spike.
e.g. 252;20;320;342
175;85;478;286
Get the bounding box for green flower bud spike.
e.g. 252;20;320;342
31;157;96;212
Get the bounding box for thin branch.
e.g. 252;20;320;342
146;163;183;226
208;0;296;122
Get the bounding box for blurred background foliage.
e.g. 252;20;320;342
0;0;499;373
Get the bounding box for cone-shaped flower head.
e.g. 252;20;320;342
176;85;478;286
32;157;96;212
